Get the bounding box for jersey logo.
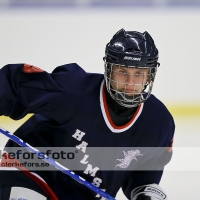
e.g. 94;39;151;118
23;64;44;73
115;149;143;169
123;56;141;61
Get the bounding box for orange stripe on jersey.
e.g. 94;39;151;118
0;153;58;200
166;137;174;152
102;87;142;130
23;64;44;73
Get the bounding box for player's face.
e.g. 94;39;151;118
110;65;150;96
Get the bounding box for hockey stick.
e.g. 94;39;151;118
0;126;115;200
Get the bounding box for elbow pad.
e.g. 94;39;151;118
131;184;168;200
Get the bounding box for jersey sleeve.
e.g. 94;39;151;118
122;151;171;200
122;117;175;199
0;63;72;123
122;170;164;199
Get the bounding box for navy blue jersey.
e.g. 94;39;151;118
0;63;175;199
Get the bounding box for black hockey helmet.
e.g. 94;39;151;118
103;28;160;108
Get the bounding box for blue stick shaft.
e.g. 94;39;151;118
0;126;115;200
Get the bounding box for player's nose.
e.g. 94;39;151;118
125;76;136;91
126;74;135;86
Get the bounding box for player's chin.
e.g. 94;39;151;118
125;93;140;97
123;93;133;96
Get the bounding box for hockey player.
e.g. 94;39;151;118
0;29;174;200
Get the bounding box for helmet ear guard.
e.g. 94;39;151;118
103;29;160;108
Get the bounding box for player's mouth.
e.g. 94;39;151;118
124;89;141;95
124;90;135;93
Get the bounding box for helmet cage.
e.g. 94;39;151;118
104;62;158;108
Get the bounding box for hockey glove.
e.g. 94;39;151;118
131;184;167;200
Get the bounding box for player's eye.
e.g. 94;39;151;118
118;71;127;74
135;73;143;76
